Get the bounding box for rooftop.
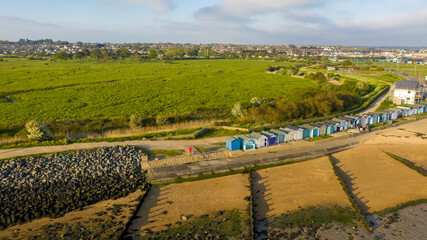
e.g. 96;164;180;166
395;80;419;90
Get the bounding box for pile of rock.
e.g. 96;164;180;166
0;146;148;229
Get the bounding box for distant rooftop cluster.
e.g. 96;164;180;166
0;39;426;62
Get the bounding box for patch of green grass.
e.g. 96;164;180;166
376;99;397;111
271;205;357;230
195;128;247;139
0;139;68;150
210;142;226;146
194;146;217;153
0;128;201;150
364;72;404;83
305;135;332;142
143;149;184;157
368;122;388;129
141;209;249;239
0;59;317;126
378;199;427;216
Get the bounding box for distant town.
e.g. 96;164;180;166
1;39;426;63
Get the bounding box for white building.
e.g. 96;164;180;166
393;80;424;105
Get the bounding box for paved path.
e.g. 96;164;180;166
149;117;427;182
0;137;227;160
360;81;393;114
149;133;374;183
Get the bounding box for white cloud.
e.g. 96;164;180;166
131;0;174;12
97;0;174;12
200;0;322;16
335;8;427;30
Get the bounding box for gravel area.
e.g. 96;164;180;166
0;146;148;229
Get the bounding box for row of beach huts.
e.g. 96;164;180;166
226;104;427;151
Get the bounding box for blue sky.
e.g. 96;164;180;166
1;0;426;46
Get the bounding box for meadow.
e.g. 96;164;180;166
0;58;317;127
353;61;427;79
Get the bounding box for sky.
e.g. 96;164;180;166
0;0;426;46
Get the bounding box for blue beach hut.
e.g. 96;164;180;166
226;136;242;151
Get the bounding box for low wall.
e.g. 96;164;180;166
149;141;359;183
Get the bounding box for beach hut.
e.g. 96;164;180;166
269;129;287;143
284;126;304;141
344;115;361;128
260;131;277;146
226;136;242;151
333;117;351;130
418;103;427;113
310;123;327;136
302;124;319;138
414;105;424;114
279;128;295;142
249;132;268;148
357;115;369;126
366;113;380;124
365;115;374;125
324;120;341;132
300;126;312;139
238;135;256;151
388;108;404;118
322;122;335;135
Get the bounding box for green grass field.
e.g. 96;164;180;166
0;58;317;126
353;61;427;79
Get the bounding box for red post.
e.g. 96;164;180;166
189;146;192;155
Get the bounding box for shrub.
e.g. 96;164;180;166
25;120;52;141
250;97;262;107
129;115;142;129
231;103;243;117
156;115;169;126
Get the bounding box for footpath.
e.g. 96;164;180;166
148;116;426;183
0;137;226;160
148;133;374;183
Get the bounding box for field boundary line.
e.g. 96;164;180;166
327;154;373;233
248;171;255;240
383;151;427;176
120;186;151;240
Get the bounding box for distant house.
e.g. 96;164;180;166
226;136;242;151
249;132;268;148
284;126;304;140
393;80;424;105
238;135;256;151
327;66;336;71
260;131;277;146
